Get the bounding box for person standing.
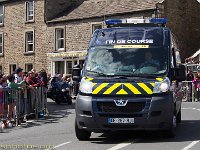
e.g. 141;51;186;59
14;67;23;83
193;71;200;101
186;70;194;102
14;67;25;121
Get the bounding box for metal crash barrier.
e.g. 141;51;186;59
182;81;195;102
0;86;47;127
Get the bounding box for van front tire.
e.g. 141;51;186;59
163;114;176;138
75;120;91;141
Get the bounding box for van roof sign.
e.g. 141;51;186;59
90;27;170;47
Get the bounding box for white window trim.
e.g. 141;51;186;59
55;27;65;51
0;5;4;26
25;1;35;22
25;30;34;53
0;32;4;55
91;22;103;34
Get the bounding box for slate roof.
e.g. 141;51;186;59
48;0;164;23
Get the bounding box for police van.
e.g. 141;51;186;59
72;18;186;140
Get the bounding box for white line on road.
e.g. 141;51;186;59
107;142;132;150
46;141;72;150
54;141;72;149
182;107;200;111
107;139;139;150
182;141;199;150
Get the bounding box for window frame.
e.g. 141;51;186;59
25;1;34;23
25;63;33;72
91;23;103;34
0;5;4;26
9;64;17;75
0;32;4;56
55;28;65;51
0;65;3;73
25;30;34;53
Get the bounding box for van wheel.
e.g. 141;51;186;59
75;120;91;141
176;110;181;123
163;115;176;138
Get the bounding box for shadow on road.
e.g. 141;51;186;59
90;120;200;144
13;99;76;129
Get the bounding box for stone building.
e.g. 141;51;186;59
0;0;47;74
0;0;77;74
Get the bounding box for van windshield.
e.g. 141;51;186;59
85;46;168;77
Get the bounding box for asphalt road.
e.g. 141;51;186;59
1;100;200;150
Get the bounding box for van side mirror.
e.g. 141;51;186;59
174;64;186;81
72;64;81;82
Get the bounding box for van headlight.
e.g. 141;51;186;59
153;77;170;93
79;78;93;94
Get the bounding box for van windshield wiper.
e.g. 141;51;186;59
86;70;112;77
132;73;158;78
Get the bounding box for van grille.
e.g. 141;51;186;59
97;102;145;113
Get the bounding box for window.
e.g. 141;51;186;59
66;61;72;74
25;1;34;22
55;61;64;74
25;63;33;72
0;33;3;55
92;23;102;33
0;65;2;73
0;5;4;25
9;64;17;75
55;28;65;50
25;31;34;52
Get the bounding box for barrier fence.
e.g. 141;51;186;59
0;86;47;128
182;81;195;102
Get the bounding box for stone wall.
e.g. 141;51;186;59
0;0;47;74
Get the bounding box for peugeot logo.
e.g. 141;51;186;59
114;99;128;107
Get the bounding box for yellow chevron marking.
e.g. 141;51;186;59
124;83;141;94
116;89;128;95
92;83;97;87
103;83;121;94
138;83;153;94
86;77;93;81
92;83;109;94
150;83;155;87
156;78;163;82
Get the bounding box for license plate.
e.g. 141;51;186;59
108;118;134;124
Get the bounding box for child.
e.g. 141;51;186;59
7;75;25;120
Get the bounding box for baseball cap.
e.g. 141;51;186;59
15;67;23;74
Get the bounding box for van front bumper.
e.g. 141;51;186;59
75;94;174;133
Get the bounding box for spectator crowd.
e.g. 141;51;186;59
0;67;49;125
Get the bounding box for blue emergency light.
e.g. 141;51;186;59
105;18;167;26
150;18;167;24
